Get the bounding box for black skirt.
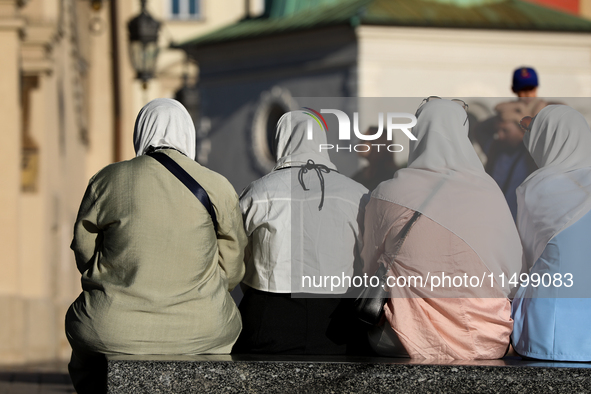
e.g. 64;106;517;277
232;288;370;355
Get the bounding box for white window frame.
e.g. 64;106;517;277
169;0;202;20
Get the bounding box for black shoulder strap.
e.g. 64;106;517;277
147;151;218;233
383;210;422;271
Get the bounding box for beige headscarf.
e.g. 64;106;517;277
373;99;523;296
517;105;591;269
133;98;196;160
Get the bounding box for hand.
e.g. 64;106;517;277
520;116;533;132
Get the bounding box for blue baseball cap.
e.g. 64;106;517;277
512;67;538;91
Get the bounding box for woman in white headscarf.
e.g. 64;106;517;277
234;110;369;354
511;105;591;361
362;98;523;359
65;98;246;393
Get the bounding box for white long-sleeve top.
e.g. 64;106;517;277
239;111;368;294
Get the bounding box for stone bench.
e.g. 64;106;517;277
107;354;591;393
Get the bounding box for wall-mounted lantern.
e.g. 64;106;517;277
127;0;161;89
90;0;103;11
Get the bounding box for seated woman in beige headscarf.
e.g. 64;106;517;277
362;98;523;359
65;98;246;393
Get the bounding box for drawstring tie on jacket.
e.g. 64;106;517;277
298;159;333;211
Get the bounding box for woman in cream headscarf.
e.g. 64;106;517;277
511;105;591;361
362;98;523;359
66;98;246;393
234;110;368;354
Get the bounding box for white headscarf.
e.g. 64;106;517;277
133;98;196;160
273;110;336;171
517;105;591;269
372;99;523;295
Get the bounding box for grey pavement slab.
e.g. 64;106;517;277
0;362;74;394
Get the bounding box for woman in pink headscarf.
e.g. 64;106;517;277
362;98;523;359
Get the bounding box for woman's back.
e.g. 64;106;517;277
235;110;368;355
363;200;512;359
512;105;591;362
240;167;368;294
67;143;244;356
361;99;522;360
512;209;591;361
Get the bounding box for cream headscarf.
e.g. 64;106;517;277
517;105;591;269
133;98;196;160
373;99;523;296
273;110;336;171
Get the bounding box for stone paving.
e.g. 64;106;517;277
0;362;74;394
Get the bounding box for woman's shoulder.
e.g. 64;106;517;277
88;158;137;185
367;194;415;216
157;150;238;197
366;199;467;247
239;169;291;200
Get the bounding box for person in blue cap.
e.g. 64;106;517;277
482;67;547;220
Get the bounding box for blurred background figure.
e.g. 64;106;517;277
352;126;400;191
478;67;548;219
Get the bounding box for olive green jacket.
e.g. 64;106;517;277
66;149;246;355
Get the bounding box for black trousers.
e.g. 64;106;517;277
233;289;370;355
68;349;107;394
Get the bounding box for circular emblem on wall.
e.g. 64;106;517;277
249;86;296;175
